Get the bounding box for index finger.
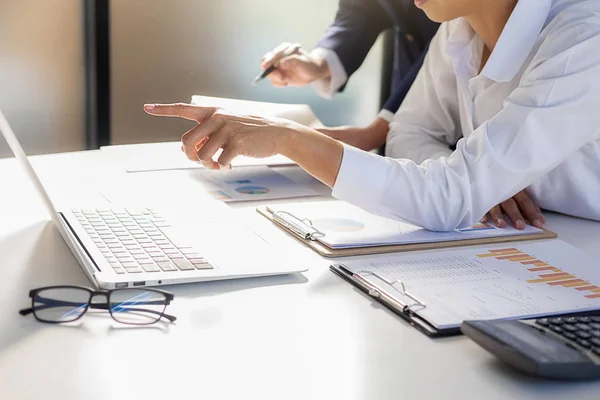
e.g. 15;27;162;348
143;103;217;123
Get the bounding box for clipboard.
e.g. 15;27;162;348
257;206;558;258
330;264;460;337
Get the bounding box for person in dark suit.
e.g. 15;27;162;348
261;0;439;151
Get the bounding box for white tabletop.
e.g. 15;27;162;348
1;149;600;400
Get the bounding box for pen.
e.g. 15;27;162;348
253;44;302;85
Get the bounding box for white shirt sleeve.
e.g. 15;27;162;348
310;48;348;100
385;26;460;163
377;109;395;123
332;21;600;231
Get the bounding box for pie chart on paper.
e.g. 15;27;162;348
235;185;271;195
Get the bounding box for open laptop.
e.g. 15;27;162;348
0;109;307;289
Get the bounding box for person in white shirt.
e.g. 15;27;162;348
144;0;600;231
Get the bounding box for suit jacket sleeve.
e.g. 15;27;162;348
316;0;394;82
381;41;429;114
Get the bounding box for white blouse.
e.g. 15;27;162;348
332;0;600;230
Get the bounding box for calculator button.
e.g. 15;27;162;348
564;317;578;324
577;339;592;349
563;332;577;341
576;317;592;323
591;330;600;338
562;324;578;332
576;324;592;331
590;338;600;348
576;331;592;339
550;325;563;334
594;347;600;357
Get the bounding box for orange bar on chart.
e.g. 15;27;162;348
528;266;556;272
496;254;535;261
576;285;599;291
490;248;519;253
585;293;600;299
540;272;571;279
521;260;548;266
477;251;522;258
528;275;576;283
547;279;587;287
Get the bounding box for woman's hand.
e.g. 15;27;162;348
481;190;545;230
144;103;301;170
143;102;344;186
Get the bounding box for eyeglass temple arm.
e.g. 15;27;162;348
19;297;177;322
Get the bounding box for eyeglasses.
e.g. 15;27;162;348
19;285;176;325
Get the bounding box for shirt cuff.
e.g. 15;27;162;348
310;48;348;100
332;144;388;210
377;109;395;123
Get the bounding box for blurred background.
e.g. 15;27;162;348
0;0;385;158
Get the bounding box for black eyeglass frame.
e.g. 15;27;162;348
19;285;177;325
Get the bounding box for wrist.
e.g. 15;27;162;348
275;125;302;157
310;49;331;80
361;118;389;150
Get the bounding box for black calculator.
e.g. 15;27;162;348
461;315;600;380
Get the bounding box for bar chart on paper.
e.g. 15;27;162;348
476;248;600;299
342;240;600;329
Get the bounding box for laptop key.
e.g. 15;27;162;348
172;259;194;271
141;263;160;272
157;261;177;271
124;267;143;274
113;267;125;274
192;261;213;270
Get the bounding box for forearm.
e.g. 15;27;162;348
279;127;344;188
361;118;389;151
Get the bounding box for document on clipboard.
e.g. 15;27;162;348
257;201;557;257
332;240;600;337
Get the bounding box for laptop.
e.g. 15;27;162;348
0;109;307;289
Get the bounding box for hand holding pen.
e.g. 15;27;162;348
255;43;331;87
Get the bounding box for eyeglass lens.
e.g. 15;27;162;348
33;287;91;323
109;289;167;325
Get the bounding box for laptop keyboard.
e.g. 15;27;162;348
72;208;213;274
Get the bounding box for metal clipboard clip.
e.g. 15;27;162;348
354;270;427;313
270;209;326;241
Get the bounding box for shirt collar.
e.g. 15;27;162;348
446;0;554;83
483;0;553;82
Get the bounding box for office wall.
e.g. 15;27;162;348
111;0;383;144
0;0;84;158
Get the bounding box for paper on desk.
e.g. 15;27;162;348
341;240;600;329
268;200;544;248
191;95;324;128
101;141;295;173
184;166;319;202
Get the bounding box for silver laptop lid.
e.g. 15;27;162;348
0;108;61;225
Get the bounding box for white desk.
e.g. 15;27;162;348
1;149;600;400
